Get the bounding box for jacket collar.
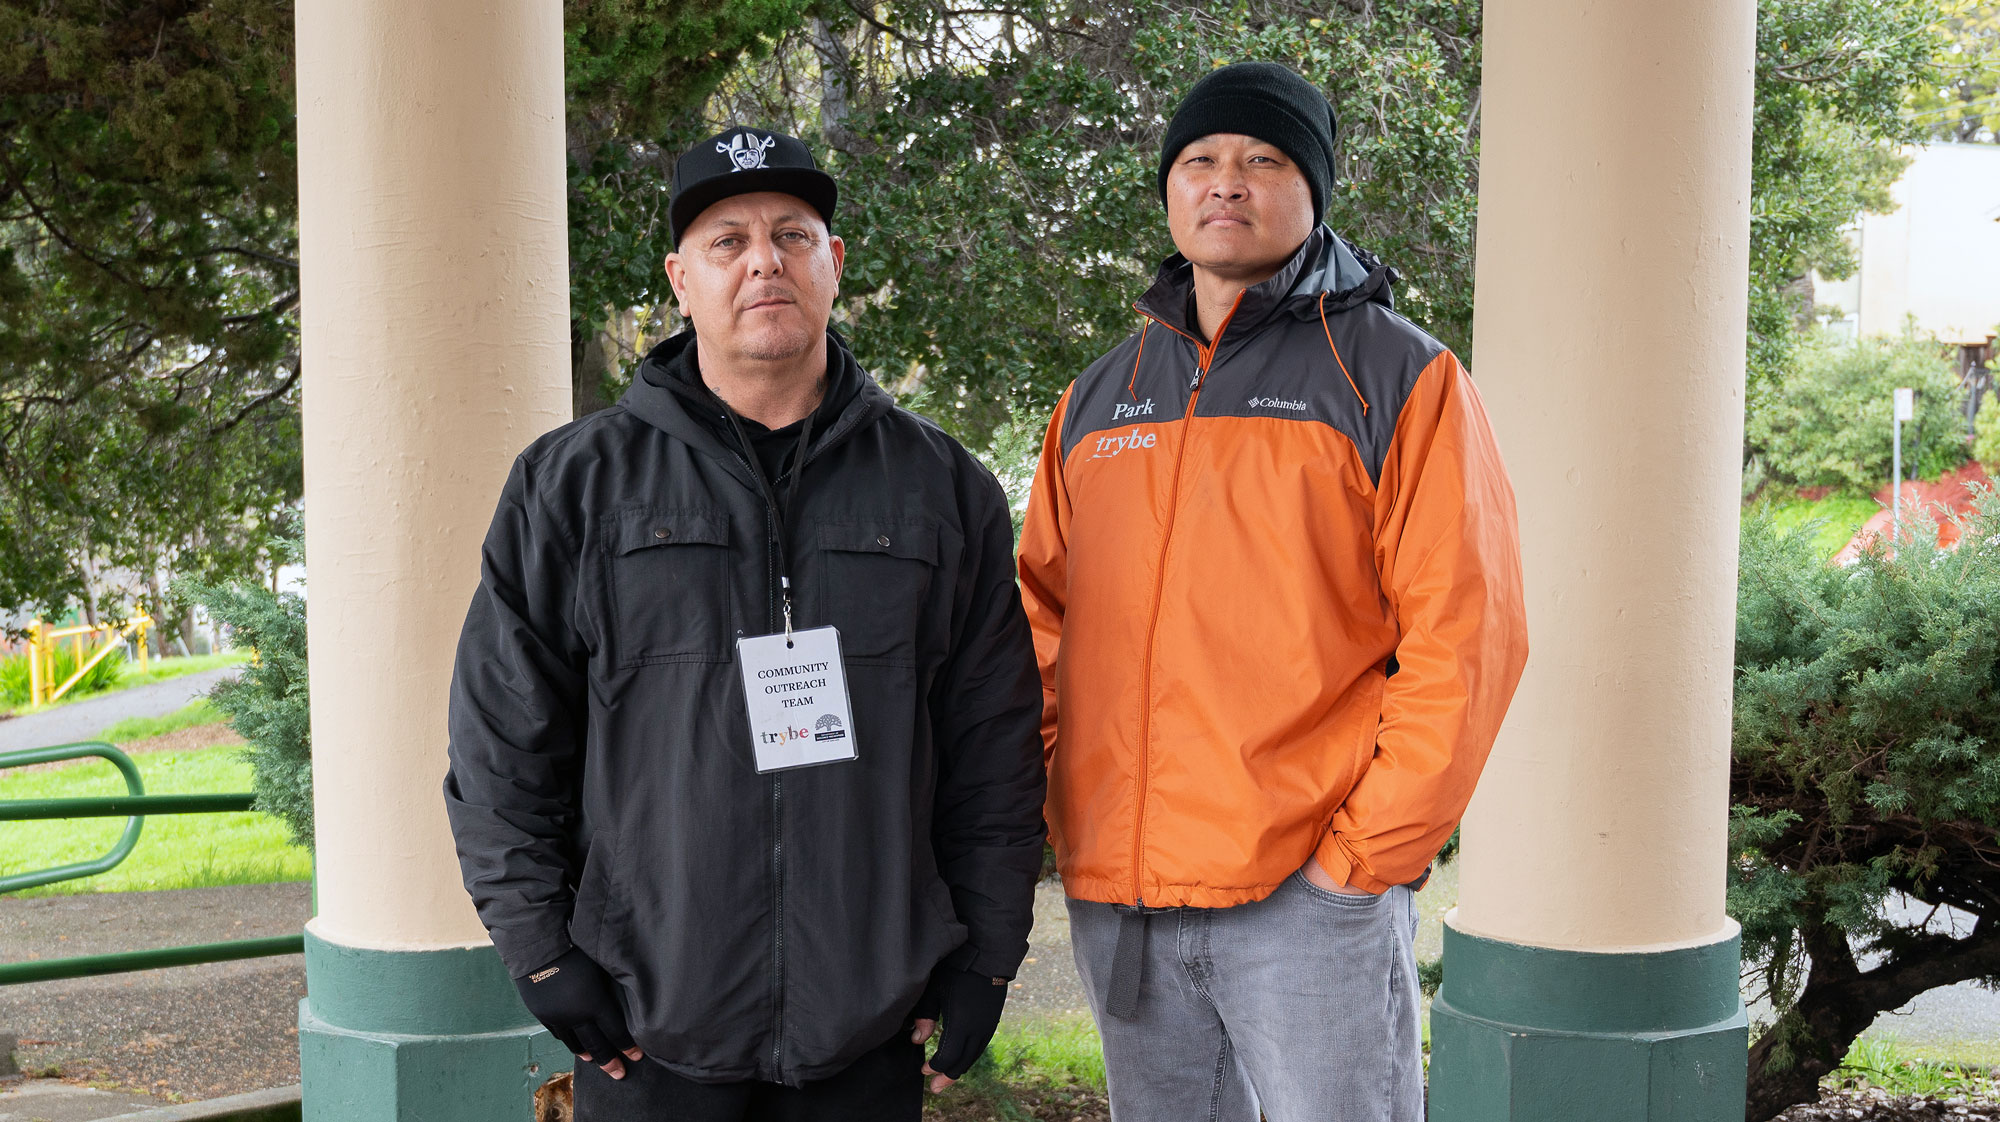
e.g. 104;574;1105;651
620;328;894;487
1132;225;1399;346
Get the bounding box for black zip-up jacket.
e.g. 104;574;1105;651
443;329;1046;1085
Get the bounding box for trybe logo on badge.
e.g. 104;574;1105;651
1089;426;1158;460
760;725;813;745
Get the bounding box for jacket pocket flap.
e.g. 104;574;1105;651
612;509;729;555
817;520;939;565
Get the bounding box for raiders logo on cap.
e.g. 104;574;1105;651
669;126;839;247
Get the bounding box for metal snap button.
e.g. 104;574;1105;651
876;535;890;547
654;527;671;539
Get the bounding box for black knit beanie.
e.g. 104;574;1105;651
1157;61;1339;227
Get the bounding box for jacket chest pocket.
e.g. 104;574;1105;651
603;507;734;667
814;520;940;664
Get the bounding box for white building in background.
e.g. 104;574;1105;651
1817;143;2000;347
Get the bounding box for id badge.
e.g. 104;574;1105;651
736;626;859;773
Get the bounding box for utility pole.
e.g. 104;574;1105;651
1894;387;1914;532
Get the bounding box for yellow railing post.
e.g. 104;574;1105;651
26;619;43;707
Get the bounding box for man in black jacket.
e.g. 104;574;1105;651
443;126;1046;1122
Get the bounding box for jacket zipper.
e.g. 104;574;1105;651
762;503;787;1081
728;445;789;1081
726;397;862;1079
1130;291;1244;905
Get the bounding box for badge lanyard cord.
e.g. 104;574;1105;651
721;404;816;648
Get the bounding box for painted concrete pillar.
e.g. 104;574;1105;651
295;3;572;1118
1427;1;1757;1118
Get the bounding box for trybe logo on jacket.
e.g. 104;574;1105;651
719;132;776;171
1089;427;1159;460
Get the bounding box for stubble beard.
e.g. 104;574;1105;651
733;320;817;364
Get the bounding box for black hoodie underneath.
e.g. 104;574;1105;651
652;328;866;493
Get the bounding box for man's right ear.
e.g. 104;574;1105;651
663;252;685;303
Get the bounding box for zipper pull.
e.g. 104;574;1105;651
1190;362;1202;390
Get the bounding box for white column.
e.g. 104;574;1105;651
1458;0;1758;952
297;0;571;951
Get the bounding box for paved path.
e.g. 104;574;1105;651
0;669;241;755
0;883;310;1110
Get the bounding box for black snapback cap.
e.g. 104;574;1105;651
669;126;839;247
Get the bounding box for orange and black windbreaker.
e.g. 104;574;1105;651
1018;227;1529;907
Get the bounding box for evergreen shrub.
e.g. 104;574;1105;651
1731;491;2000;1120
1974;396;2000;468
1745;334;1966;493
179;539;312;848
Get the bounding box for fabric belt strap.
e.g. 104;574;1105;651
1105;905;1174;1020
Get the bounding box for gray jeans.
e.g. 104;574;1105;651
1067;871;1422;1122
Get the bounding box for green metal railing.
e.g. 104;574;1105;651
0;740;304;985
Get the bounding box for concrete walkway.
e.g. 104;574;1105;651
0;669;242;755
0;883;310;1110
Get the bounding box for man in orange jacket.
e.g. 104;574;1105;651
1017;62;1528;1121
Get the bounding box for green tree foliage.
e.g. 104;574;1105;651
694;0;1942;448
1906;4;2000;144
1731;494;2000;1119
178;539;310;847
1748;0;1949;396
0;0;818;613
1745;333;1968;493
704;0;1480;444
0;1;302;613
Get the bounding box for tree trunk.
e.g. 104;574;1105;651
143;566;171;659
1746;920;2000;1121
811;19;857;155
79;553;100;628
1745;924;1875;1121
571;318;614;420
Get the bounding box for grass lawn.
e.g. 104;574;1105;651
1752;489;1881;558
0;740;310;897
120;649;250;687
931;1015;1108;1120
97;698;227;743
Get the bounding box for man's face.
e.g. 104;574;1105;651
665;192;845;365
1164;133;1316;283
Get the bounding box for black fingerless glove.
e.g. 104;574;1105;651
918;965;1010;1079
513;946;635;1064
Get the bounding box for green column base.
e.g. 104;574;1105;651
1427;919;1747;1122
298;929;572;1122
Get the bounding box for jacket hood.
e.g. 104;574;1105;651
1134;225;1400;341
621;328;894;484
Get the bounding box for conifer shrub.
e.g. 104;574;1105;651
1731;491;2000;1120
1974;397;2000;469
178;539;312;848
1745;334;1967;493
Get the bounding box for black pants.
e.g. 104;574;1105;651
572;1029;925;1122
